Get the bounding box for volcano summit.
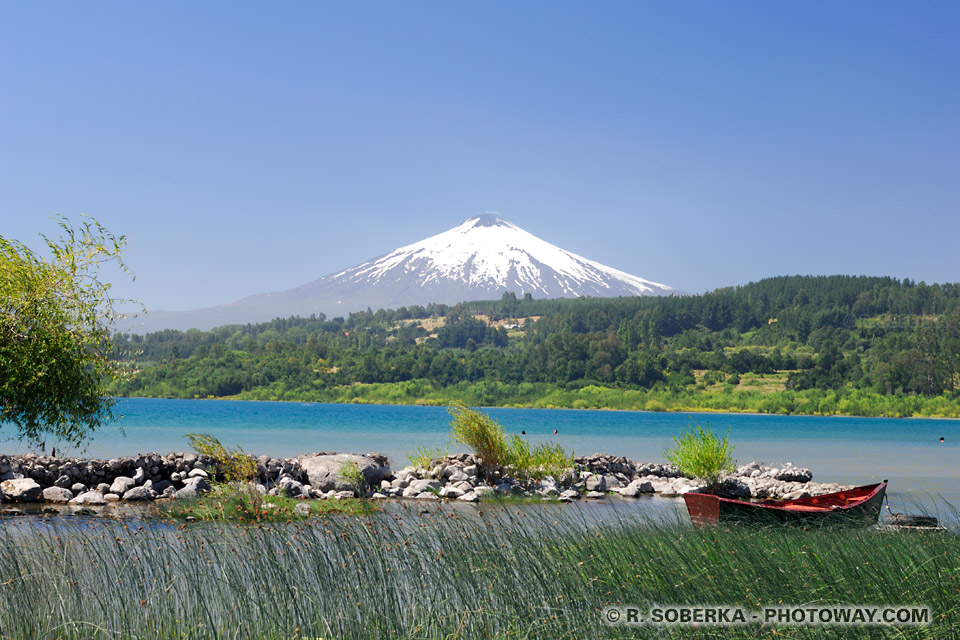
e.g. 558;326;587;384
137;215;678;332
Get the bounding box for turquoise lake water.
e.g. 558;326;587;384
4;398;958;510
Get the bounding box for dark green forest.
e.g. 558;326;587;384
112;276;960;417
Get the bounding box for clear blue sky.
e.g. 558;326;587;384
2;2;958;311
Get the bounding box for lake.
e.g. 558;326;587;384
4;398;958;510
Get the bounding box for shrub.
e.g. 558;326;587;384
448;402;509;473
407;444;450;471
448;403;573;483
644;399;667;412
338;460;366;497
185;433;258;485
505;435;574;482
663;420;736;491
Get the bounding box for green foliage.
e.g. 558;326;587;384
0;217;139;448
504;435;574;482
185;432;258;485
664;420;737;489
407;444;450;470
448;402;509;473
447;403;573;483
111;276;960;418
159;486;375;522
337;460;366;496
2;507;958;638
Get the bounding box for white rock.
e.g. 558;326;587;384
42;486;73;503
2;478;42;502
69;491;106;506
110;477;136;495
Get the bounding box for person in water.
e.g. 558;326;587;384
941;437;945;443
554;429;558;435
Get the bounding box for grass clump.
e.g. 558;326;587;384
664;419;736;490
505;435;574;482
448;402;573;483
159;486;376;522
448;402;509;474
185;433;258;485
407;444;450;471
338;460;366;497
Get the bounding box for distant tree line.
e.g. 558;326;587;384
111;276;960;415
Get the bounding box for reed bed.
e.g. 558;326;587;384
0;503;957;639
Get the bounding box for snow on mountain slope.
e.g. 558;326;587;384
331;214;674;297
136;215;679;332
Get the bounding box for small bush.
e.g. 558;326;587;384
185;433;258;485
644;399;667;412
448;403;573;483
338;460;366;497
186;433;262;510
663;420;736;491
407;444;450;471
448;402;509;473
505;435;573;482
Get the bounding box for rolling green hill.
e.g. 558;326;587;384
112;275;960;418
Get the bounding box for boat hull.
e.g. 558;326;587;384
683;482;887;527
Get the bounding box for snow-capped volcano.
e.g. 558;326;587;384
333;214;674;299
136;215;678;332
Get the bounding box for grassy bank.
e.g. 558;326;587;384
1;505;957;639
207;378;960;419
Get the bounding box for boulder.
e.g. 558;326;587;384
122;486;156;501
132;467;147;485
720;477;752;499
407;479;441;494
457;491;479;502
585;491;606;499
278;478;304;498
175;478;211;500
42;486;74;503
559;489;581;501
69;491;106;506
585;475;607;492
296;453;390;492
1;478;42;502
293;503;311;516
110;477;136;495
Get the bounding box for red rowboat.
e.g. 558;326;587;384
683;481;888;527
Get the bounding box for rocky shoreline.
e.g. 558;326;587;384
0;450;852;509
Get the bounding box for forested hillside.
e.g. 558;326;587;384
112;276;960;417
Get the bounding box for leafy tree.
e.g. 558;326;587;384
0;217;137;448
